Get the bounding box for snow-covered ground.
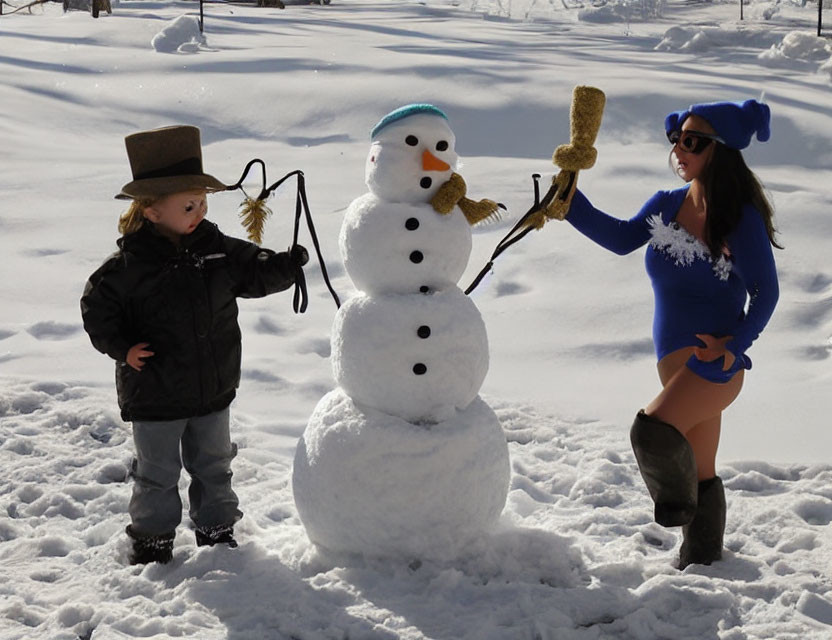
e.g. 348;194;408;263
1;1;831;638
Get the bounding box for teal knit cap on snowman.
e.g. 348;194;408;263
665;99;771;150
371;104;448;139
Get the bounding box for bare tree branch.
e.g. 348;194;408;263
2;0;52;15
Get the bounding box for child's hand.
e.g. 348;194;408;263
127;342;155;371
694;334;735;371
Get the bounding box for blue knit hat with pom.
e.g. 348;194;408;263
665;99;770;150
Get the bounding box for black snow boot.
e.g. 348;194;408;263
126;525;175;565
630;411;698;528
195;523;238;548
678;476;726;570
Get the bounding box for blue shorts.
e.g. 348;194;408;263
686;353;751;384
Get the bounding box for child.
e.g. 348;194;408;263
81;125;308;564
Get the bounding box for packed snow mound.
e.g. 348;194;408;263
292;388;510;559
759;30;832;64
151;15;208;54
821;56;832;81
655;24;781;52
656;23;832;81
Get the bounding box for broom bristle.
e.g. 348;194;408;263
239;197;272;244
459;197;503;226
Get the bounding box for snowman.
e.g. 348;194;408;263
292;104;510;559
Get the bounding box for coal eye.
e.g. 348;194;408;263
436;140;449;152
406;135;419;146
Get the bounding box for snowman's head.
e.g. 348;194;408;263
366;105;458;204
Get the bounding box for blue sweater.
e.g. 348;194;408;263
566;186;779;363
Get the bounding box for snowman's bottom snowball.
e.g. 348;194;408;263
292;388;510;559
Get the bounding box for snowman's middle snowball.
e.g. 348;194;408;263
332;288;488;423
340;192;472;296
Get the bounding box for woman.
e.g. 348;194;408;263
563;99;780;569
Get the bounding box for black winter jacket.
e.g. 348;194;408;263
81;220;299;422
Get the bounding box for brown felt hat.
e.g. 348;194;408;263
115;125;227;200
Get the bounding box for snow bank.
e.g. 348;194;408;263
821;56;832;81
151;15;209;54
758;30;832;70
655;23;832;82
655;24;781;53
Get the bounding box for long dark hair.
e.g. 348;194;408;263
700;144;783;257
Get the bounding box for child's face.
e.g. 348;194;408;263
143;190;207;241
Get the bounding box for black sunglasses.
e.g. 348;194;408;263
667;129;725;154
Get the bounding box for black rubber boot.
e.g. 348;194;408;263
630;411;698;527
678;476;726;570
126;525;175;565
195;523;238;548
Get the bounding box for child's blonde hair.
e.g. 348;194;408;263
118;198;154;236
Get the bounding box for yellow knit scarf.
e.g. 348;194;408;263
430;173;502;225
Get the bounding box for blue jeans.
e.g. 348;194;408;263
129;407;242;536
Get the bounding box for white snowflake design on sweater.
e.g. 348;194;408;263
647;215;732;281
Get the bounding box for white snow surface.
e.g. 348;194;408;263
2;1;832;639
293;389;510;558
332;289;489;422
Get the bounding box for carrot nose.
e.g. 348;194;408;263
422;150;450;172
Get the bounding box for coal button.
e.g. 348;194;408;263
405;217;420;231
413;363;427;375
417;325;431;339
410;251;424;264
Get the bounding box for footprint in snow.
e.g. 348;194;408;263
254;315;285;336
27;321;81;341
776;531;818;553
797;592;832;626
793;498;832;526
495;280;530;297
797;272;832;294
23;248;69;258
799;343;831;360
790;296;832;329
297;337;331;358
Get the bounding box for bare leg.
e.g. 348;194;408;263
646;359;743;435
686;417;721;481
646;347;739;479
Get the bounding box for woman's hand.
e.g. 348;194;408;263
694;334;735;371
126;342;154;371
